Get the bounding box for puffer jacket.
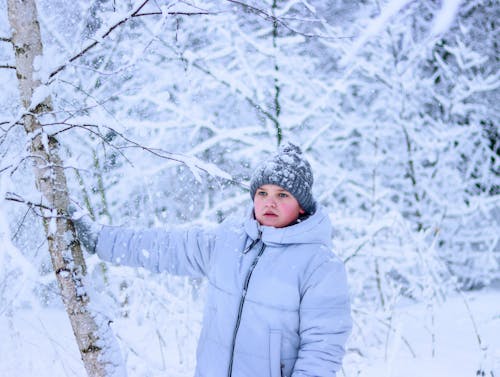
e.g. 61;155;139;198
96;206;352;377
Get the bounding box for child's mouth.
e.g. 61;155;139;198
263;212;278;217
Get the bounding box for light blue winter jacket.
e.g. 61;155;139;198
96;206;352;377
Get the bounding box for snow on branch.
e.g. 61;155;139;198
429;0;463;37
340;0;465;67
48;0;214;80
4;191;54;213
29;85;51;111
225;0;349;40
194;61;280;125
45;121;234;184
339;0;413;67
0;117;24;151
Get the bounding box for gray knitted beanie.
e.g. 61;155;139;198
250;142;316;214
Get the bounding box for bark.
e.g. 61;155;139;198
7;1;125;376
271;0;282;146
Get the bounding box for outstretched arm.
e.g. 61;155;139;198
95;225;215;277
69;205;215;278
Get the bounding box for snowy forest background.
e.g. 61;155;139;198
0;0;498;376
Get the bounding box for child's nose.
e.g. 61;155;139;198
265;197;277;207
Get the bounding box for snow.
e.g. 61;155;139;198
339;0;413;67
343;289;500;377
162;2;206;15
29;84;51;111
0;287;497;376
430;0;463;37
1;0;498;376
0;309;86;377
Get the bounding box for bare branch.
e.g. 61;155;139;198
0;119;23;149
192;60;280;126
141;28;280;127
225;0;353;40
139;8;340;129
5;191;53;211
4;192;71;229
43;122;133;166
352;307;417;357
11;205;31;240
0;36;11;43
48;0;213;80
6;138;84;178
42;120;237;185
226;0;272;20
0;64;16;69
0;165;13;174
0;120;22;132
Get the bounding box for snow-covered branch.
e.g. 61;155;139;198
48;0;213;80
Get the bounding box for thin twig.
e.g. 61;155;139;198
457;290;484;349
7;152;78;178
0;120;23;130
48;0;213;80
0;165;13;174
225;0;354;40
355;308;417;357
0;120;20;148
52;78;128;126
0;64;16;69
4;192;75;224
0;37;11;43
343;239;369;264
42;121;239;185
48;0;152;79
43;122;133;166
11;206;31;241
438;257;486;351
5;192;52;211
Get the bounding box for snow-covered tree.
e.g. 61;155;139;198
5;0;125;375
0;0;497;375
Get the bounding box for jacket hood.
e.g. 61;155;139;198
244;205;333;248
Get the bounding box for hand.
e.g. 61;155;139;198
68;204;102;254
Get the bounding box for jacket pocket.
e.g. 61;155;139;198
269;329;282;377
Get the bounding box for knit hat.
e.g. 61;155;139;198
250;142;316;214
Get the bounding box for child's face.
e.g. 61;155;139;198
253;184;305;228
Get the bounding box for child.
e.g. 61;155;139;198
73;143;352;377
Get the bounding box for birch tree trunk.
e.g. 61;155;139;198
7;1;125;376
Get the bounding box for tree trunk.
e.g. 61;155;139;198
7;1;125;376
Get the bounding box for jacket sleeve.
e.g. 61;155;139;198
292;255;352;377
95;225;216;278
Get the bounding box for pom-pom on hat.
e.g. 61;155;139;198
250;142;316;214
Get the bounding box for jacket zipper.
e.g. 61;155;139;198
227;239;266;377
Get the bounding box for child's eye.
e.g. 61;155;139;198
278;192;288;198
257;191;267;196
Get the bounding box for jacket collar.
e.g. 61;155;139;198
243;204;332;248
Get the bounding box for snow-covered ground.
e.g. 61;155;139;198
1;287;498;377
344;287;500;377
